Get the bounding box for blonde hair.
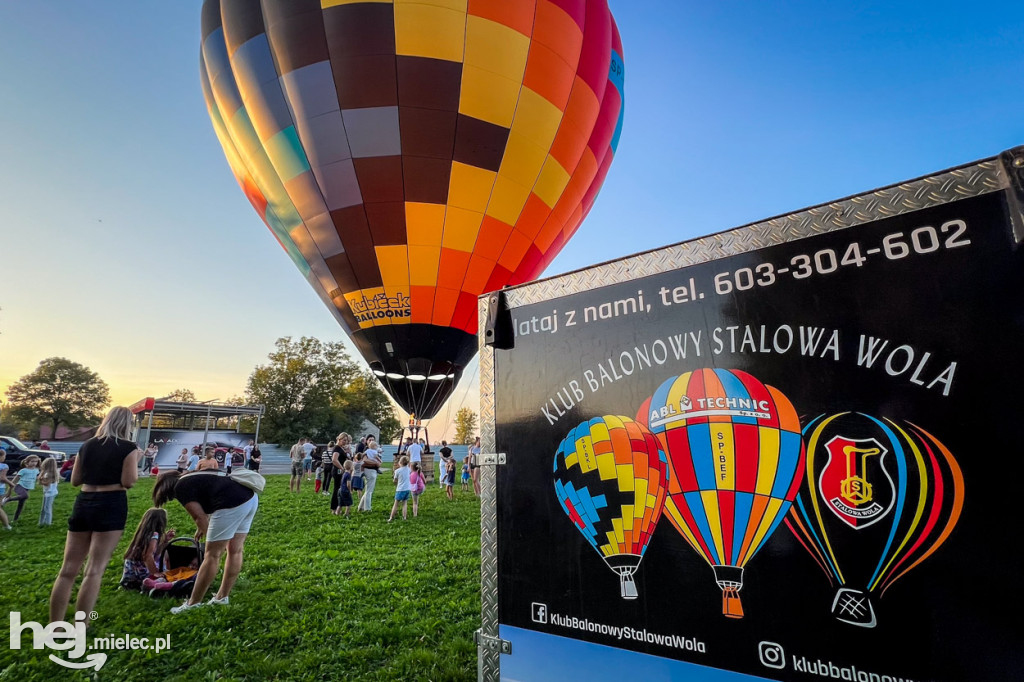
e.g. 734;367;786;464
343;460;353;472
39;457;58;485
96;406;134;441
399;455;409;467
337;432;351;445
21;455;41;469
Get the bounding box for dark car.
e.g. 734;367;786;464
0;436;67;472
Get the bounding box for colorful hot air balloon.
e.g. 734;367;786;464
199;0;625;418
640;369;804;618
553;416;669;599
785;413;965;628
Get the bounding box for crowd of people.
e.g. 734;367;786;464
285;432;480;522
7;406;483;627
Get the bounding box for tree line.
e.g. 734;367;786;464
1;337;402;446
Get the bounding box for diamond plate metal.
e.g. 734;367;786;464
505;159;1006;308
478;297;500;682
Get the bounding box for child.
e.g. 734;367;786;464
121;508;175;590
461;457;471;492
314;453;325;494
388;456;412;522
2;455;40;523
351;452;364;502
0;451;12;530
38;458;59;526
444;456;456;501
409;462;426;518
336;460;354;517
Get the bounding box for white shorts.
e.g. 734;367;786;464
206;495;258;543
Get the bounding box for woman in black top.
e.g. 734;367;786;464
247;445;261;471
330;433;352;513
153;469;260;612
49;406;140;623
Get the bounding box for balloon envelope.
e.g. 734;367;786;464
553;416;668;598
785;413;965;627
200;0;625;416
641;368;804;617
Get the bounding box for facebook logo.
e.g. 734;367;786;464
531;602;548;624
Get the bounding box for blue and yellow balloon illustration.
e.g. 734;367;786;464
554;416;669;599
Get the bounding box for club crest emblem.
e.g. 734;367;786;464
818;436;895;529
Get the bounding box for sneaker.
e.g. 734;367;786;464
209;596;230;606
170;601;204;614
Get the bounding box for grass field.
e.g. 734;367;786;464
0;474;481;681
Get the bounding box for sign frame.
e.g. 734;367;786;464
475;148;1024;681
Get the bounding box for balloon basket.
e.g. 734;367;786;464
720;587;744;619
831;588;877;628
619;572;638;600
712;565;745;619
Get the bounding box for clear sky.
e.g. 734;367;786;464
2;2;1022;440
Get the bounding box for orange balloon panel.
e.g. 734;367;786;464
200;0;624;417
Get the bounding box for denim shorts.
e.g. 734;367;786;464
68;491;128;532
394;490;411;502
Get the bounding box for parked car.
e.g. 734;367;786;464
0;436;67;472
209;442;245;466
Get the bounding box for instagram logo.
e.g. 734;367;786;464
758;641;786;669
531;603;548;624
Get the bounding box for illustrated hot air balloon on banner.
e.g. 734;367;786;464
553;416;669;599
200;0;625;418
639;369;804;618
785;413;965;628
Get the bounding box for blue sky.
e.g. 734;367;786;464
1;1;1022;438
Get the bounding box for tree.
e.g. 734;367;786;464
329;373;401;443
163;388;197;403
6;358;110;438
453;407;478;445
0;401;22;436
244;337;398;445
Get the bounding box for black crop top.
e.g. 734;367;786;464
78;437;138;486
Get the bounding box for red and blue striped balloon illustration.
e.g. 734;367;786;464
639;368;804;618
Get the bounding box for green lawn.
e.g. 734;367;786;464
0;475;481;681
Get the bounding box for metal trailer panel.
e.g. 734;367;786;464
476;148;1024;681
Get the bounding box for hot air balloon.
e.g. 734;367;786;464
199;0;625;418
553;416;669;599
639;369;804;618
785;413;965;628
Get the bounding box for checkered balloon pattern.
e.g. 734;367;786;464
200;0;624;417
554;416;669;574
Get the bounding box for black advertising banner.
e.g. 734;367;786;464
493;191;1024;681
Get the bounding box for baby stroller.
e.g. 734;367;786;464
142;537;204;599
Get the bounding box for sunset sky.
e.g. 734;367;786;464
2;2;1023;440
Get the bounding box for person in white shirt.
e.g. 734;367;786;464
388;456;412;522
407;438;422;464
242;440;254;465
301;437;315;480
